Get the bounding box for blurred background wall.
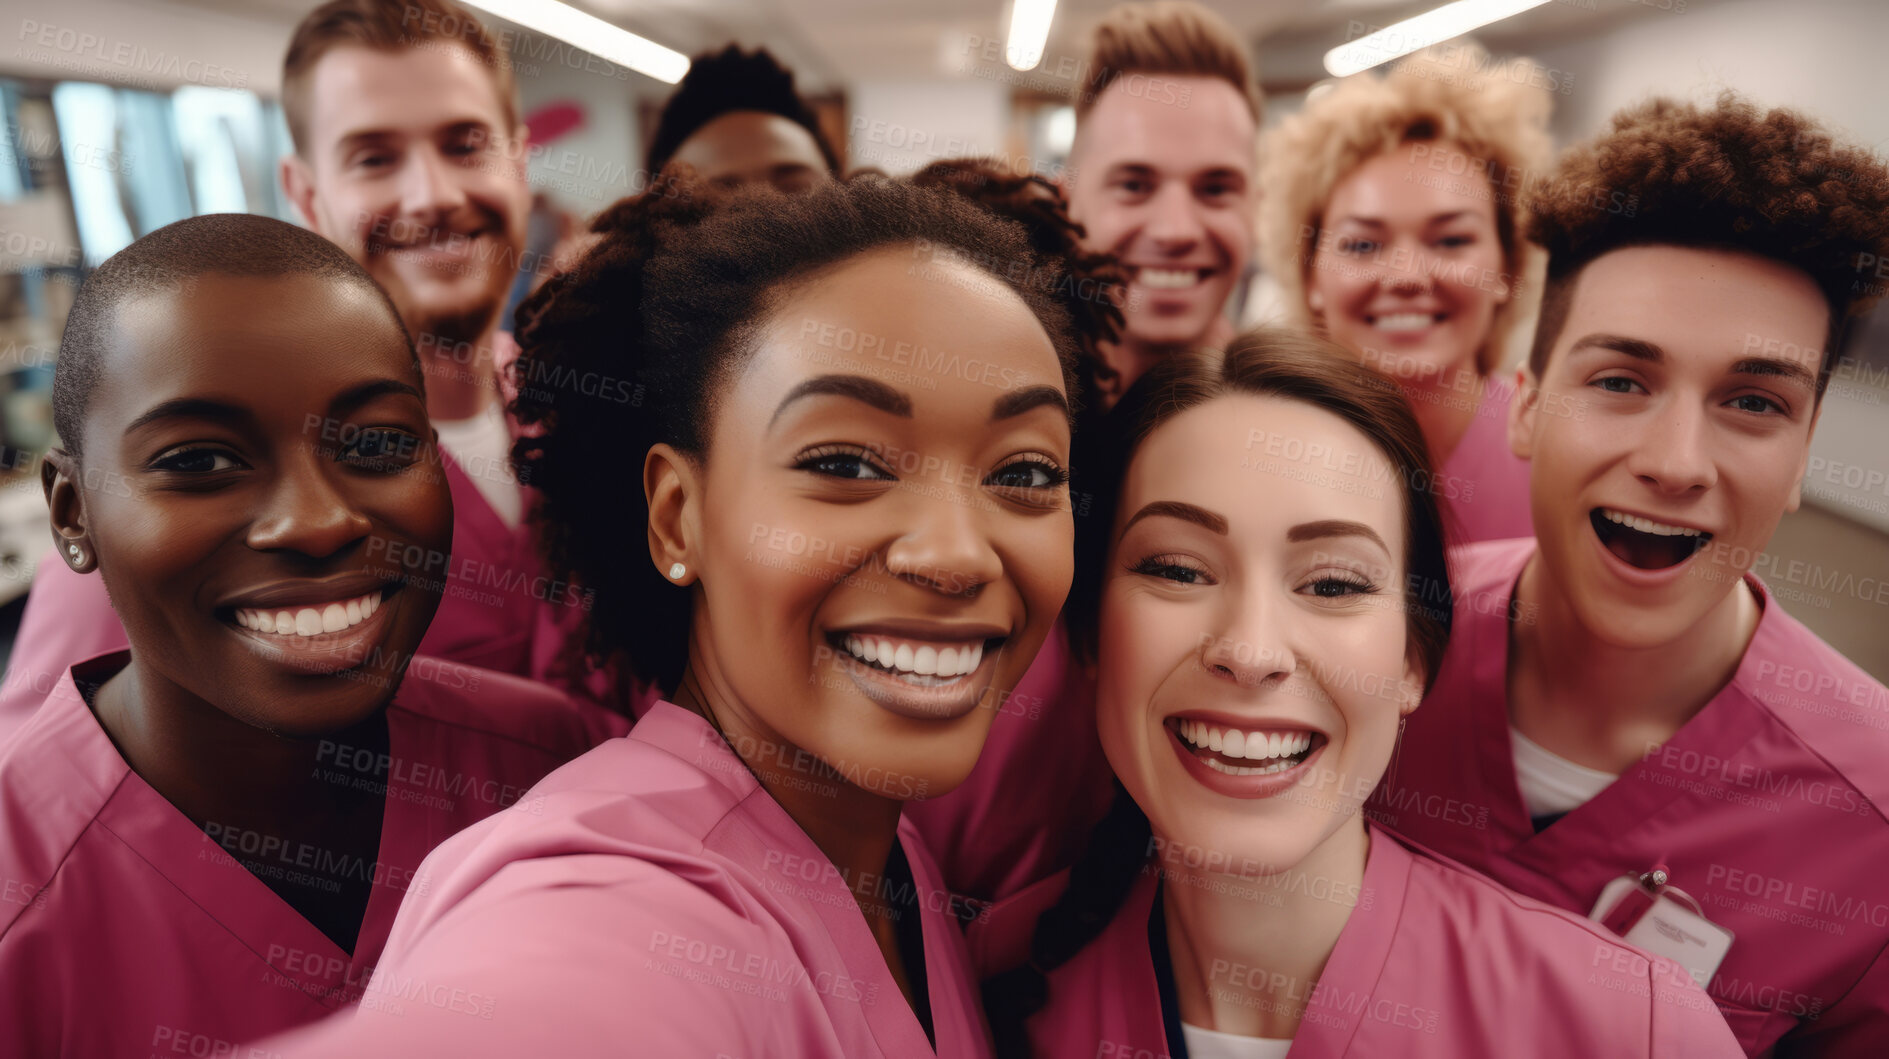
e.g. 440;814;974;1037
0;0;1881;675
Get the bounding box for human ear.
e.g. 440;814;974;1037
644;443;703;586
43;448;97;574
1508;366;1541;461
279;153;321;232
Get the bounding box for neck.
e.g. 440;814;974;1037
1509;552;1761;771
1164;816;1370;1039
1400;367;1483;468
421;318;503;422
90;656;388;840
671;661;903;917
1098;317;1233;408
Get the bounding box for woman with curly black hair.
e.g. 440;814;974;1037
976;330;1738;1059
265;175;1081;1057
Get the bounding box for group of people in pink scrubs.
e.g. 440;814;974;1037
2;0;1885;1057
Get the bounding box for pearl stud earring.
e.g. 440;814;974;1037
668;562;686;581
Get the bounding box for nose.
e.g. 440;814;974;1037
1625;398;1718;497
1200;582;1295;689
247;457;374;559
1378;237;1435;295
1142;182;1203;252
882;482;1004;598
397;143;470;230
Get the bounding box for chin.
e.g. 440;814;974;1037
1127;315;1214;350
1566;581;1710;651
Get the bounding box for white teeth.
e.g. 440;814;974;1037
1372;312;1438;333
1138;267;1202;290
1600;508;1704;537
840;635;989;680
237;590;384;638
1176;722;1316;763
1203;756;1300;776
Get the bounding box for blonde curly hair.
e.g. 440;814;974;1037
1256;42;1553;375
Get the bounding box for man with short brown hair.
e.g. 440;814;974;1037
1065;0;1261;404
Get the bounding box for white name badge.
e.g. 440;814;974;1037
1590;874;1736;988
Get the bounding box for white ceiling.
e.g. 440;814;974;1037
165;0;1632;96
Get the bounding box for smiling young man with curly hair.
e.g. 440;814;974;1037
1374;94;1889;1056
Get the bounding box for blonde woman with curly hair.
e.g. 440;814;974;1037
1257;43;1552;543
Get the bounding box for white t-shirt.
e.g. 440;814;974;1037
1509;725;1617;818
1180;1022;1293;1059
433;396;523;531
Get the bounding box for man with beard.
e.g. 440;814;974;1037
1;0;615;734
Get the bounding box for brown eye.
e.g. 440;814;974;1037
153;446;242;473
795;445;894;481
339;428;424;472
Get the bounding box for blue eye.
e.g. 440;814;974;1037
1591;376;1643;395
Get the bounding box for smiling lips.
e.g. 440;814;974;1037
842;634;984;681
234;588;385;637
828;628;1003;721
1590;507;1713;571
1368;311;1443;334
1131;266;1215;292
1171;718;1320;776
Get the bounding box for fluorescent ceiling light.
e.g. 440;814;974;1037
1324;0;1550;77
462;0;690;84
1006;0;1058;71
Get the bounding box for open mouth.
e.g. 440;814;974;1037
1590;507;1711;571
1167;716;1325;776
372;227;491;262
229;587;386;637
824;628;1007;721
217;583;405;670
828;631;993;687
1366;311;1445;334
1131;266;1216;292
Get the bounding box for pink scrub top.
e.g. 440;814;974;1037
905;621;1117;904
1377;538;1889;1055
0;650;628;1058
1436;377;1534;545
1000;823;1740;1059
1;448;600;744
260;701;993;1058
